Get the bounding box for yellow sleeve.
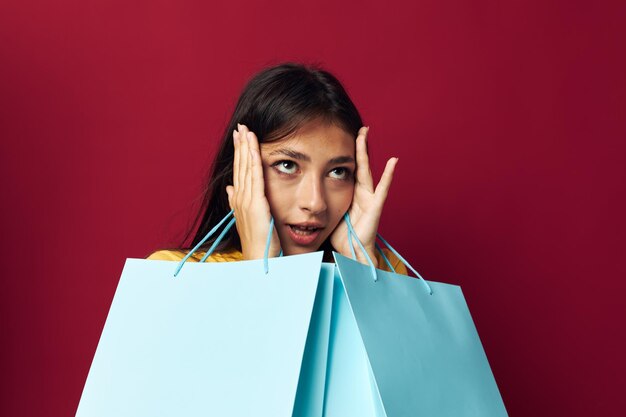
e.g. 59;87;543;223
146;249;243;263
148;248;409;275
146;249;190;261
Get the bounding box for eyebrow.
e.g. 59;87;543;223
268;148;355;165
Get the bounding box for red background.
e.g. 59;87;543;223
1;1;625;416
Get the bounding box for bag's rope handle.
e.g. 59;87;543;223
375;241;396;272
375;233;432;294
173;209;281;277
174;209;432;293
174;210;235;277
199;217;237;263
345;215;391;271
343;213;433;294
344;212;378;282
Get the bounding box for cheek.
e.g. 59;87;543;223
328;184;355;219
321;185;354;240
263;168;290;218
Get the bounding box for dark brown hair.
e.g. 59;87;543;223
181;62;364;253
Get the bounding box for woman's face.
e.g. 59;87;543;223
260;120;356;256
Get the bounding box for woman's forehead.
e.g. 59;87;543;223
260;122;355;158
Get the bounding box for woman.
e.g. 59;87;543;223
147;62;407;274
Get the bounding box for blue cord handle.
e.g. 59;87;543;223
375;241;395;273
173;209;280;277
174;209;432;294
199;218;236;263
342;212;433;294
343;212;378;282
173;209;235;277
374;233;432;294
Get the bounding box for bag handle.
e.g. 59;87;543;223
174;210;432;294
343;213;433;294
173;209;282;277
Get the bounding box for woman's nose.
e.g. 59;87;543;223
297;175;327;214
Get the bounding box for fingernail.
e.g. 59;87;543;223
237;123;242;130
246;131;253;141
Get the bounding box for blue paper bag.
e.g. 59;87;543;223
291;262;335;417
77;208;508;416
76;252;331;417
325;251;509;417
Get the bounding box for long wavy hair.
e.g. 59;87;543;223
181;62;364;255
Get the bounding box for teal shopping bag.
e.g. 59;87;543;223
291;262;334;417
76;251;331;417
322;266;388;417
323;214;508;417
331;253;508;416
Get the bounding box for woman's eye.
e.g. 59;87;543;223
329;167;351;180
273;160;298;174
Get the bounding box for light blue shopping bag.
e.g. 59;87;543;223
322;214;509;417
76;211;334;417
77;209;508;416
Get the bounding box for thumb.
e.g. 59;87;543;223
225;185;234;210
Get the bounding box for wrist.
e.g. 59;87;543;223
241;242;281;260
241;243;265;260
352;245;378;268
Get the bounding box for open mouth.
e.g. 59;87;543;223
288;225;321;235
286;224;323;246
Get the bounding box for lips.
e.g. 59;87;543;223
286;223;324;246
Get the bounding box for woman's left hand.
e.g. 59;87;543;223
330;126;398;267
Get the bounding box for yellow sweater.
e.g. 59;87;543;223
146;248;409;276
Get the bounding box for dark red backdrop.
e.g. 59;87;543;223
1;1;624;416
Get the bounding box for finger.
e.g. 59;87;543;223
243;131;253;204
247;130;265;201
233;128;240;189
374;157;398;204
238;124;250;199
355;127;374;192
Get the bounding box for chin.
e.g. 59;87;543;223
279;239;325;256
283;246;316;256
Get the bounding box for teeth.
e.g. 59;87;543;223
290;225;318;235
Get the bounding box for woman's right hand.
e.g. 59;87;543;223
225;123;282;260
